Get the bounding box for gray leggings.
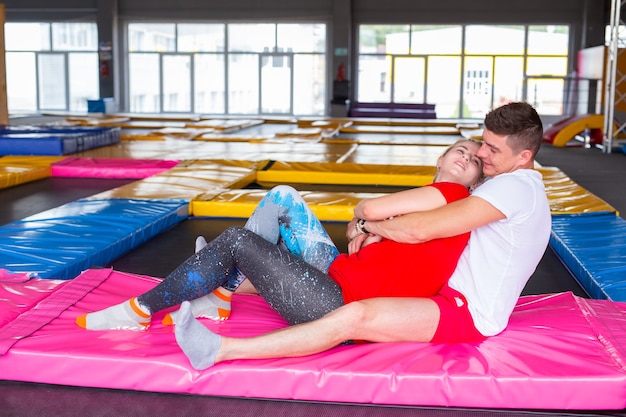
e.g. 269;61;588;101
137;186;345;325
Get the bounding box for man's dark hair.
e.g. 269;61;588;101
483;102;543;157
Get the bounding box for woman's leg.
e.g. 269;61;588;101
185;185;340;320
248;185;339;270
225;184;339;290
149;227;343;325
77;227;343;330
226;227;344;325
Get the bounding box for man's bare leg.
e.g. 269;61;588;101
175;297;440;369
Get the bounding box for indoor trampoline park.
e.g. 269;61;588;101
1;2;626;417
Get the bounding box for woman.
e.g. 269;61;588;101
77;139;483;331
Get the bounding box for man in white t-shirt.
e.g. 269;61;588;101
173;102;551;369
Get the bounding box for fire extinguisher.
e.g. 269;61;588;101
100;60;109;78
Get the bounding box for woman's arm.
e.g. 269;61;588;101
346;185;448;245
354;186;448;221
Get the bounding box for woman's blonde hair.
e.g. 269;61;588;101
434;139;485;189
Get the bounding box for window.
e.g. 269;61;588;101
6;22;98;114
357;24;570;119
128;22;326;116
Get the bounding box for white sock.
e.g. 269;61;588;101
195;236;208;253
174;301;222;370
162;289;232;325
76;298;151;331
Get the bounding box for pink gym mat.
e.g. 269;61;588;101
51;157;180;178
1;268;626;410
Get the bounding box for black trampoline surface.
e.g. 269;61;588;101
1;143;625;416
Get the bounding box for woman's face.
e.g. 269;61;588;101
437;141;483;189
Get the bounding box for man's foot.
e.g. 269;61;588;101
174;301;222;370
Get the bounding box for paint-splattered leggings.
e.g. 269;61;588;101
137;185;345;325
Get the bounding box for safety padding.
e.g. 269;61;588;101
0;126;121;156
87;160;263;201
539;167;617;215
0;199;189;280
2;269;626;410
0;156;61;189
191;189;387;221
543;114;604;147
550;213;626;301
51;157;180;179
256;161;436;187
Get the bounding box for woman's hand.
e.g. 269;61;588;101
348;233;367;255
346;217;359;241
348;233;382;255
362;234;382;248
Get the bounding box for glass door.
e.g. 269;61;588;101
392;56;426;103
260;53;293;114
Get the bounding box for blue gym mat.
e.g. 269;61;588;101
0;198;188;279
550;212;626;301
0;126;121;156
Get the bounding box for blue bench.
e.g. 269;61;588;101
349;102;437;119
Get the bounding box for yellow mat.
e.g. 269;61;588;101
256;161;436;187
123;127;216;141
71;140;358;162
340;144;452;165
340;124;460;135
184;119;264;132
88;160;261;201
0;156;62;189
192;189;386;221
538;167;617;215
326;134;462;146
192;166;615;220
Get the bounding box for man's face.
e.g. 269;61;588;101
476;129;519;177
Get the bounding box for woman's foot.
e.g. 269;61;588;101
76;297;151;330
162;288;232;325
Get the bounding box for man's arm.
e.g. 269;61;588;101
363;195;506;244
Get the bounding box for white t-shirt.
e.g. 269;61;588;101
447;169;551;336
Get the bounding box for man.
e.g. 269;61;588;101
174;101;552;370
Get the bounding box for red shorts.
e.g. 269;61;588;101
430;284;487;343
